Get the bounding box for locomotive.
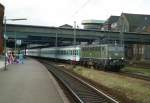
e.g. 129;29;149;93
25;44;125;71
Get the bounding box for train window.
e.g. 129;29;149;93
99;46;101;51
93;47;95;51
64;50;66;55
69;50;71;55
85;47;88;51
82;48;84;51
96;47;99;51
87;47;89;51
63;50;65;55
92;47;94;51
77;50;79;55
101;47;104;51
72;50;74;55
70;51;72;55
69;50;70;55
66;50;68;55
89;47;91;51
68;50;70;55
92;47;95;51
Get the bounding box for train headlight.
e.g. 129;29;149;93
121;57;124;60
109;57;112;60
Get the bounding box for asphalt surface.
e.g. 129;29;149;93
0;58;69;103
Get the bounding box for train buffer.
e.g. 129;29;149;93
0;58;70;103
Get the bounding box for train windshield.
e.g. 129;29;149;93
108;45;124;59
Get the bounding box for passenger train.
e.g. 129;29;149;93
25;44;125;71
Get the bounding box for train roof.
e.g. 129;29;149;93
27;44;123;50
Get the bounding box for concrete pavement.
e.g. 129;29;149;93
0;58;70;103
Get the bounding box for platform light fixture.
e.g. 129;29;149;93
73;21;76;67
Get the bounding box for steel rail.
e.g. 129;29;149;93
41;60;119;103
119;72;150;81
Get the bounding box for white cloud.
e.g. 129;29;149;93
1;0;150;27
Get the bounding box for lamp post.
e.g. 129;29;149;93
3;17;27;70
55;27;62;47
73;21;76;67
73;21;76;46
55;32;58;47
4;16;7;71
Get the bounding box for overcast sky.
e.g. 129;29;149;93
1;0;150;28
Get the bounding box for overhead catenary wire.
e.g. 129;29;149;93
71;0;91;18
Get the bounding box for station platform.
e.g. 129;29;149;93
0;58;70;103
0;55;5;70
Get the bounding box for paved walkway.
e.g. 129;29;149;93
0;58;70;103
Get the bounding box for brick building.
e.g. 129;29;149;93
101;16;119;31
116;13;150;33
0;3;4;54
116;13;150;61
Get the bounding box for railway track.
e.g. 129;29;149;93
40;60;119;103
119;72;150;81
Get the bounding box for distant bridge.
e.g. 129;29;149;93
6;24;150;47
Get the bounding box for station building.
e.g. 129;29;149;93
82;20;105;30
117;13;150;61
0;3;4;54
101;13;150;61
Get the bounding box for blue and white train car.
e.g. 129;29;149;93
26;46;81;62
56;46;80;61
25;44;125;71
